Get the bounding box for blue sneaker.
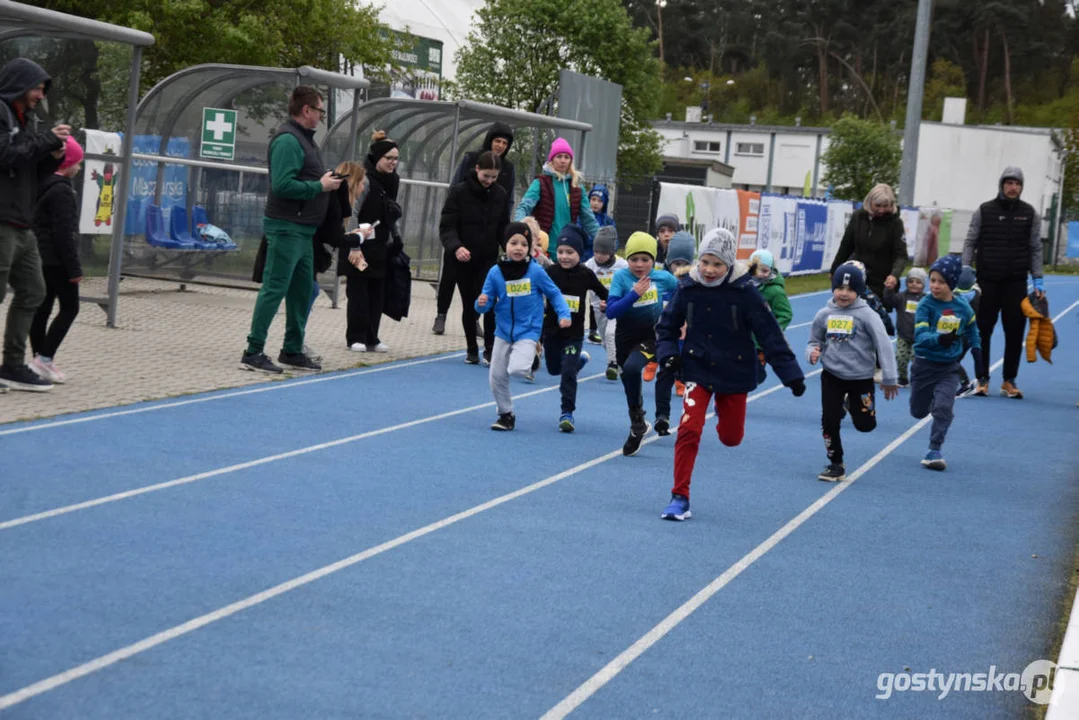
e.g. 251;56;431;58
921;450;947;471
661;493;691;521
578;350;591;372
559;413;575;433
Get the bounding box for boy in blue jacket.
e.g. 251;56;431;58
910;255;981;470
606;231;679;456
477;222;571;431
655;230;806;520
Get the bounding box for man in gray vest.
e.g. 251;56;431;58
961;166;1044;399
241;86;341;373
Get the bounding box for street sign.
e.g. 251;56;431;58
200;108;237;160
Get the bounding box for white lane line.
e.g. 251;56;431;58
0;373;604;532
541;299;1079;719
0;353;466;437
0;375;807;710
787;321;813;330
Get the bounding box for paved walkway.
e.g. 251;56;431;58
0;275;468;425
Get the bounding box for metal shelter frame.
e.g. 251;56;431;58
0;0;154;327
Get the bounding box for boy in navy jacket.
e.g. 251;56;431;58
655;230;806;521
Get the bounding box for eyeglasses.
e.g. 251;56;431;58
383;155;400;163
308;106;327;119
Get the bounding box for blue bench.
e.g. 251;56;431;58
141;204;238;279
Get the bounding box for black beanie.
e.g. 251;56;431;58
503;221;533;251
368;138;398;165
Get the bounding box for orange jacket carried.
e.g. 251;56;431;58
1021;293;1057;363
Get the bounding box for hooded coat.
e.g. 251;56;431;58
961;167;1043;283
587;184;616;228
830;207;908;297
0;59;63;227
33;173;81;278
1021;292;1057;363
452;122;516;204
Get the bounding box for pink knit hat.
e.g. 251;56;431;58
58;136;84;172
547;137;574;163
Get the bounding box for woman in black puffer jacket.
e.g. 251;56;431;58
438;151;510;364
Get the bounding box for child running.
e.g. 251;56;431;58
584;226;627;381
882;267;928;387
544;225;608;432
953;265;986;397
748;248;793;383
653;230;696;435
477;222;570;431
807;262;899;482
655;230;805;521
910;255;980;470
605;231;679;456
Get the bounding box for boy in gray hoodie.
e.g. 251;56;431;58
807;263;899;481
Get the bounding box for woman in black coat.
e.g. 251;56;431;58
438;151;510;364
830;182;908;299
341;131;403;353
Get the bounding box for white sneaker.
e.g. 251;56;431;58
30;356;65;384
349;343;368;352
302;344;322;362
371;343;389;353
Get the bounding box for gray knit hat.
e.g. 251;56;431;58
906;267;928;286
665;231;696;268
699;228;737;268
656;214;679;232
593;226;618;256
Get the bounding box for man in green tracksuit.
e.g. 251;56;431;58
240;86;341;374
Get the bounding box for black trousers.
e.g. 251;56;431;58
345;273;385;347
29;264;79;359
454;258;495;354
976;277;1027;383
436;248;457;316
821;369;877;465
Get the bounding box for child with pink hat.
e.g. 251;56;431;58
513;137;599;254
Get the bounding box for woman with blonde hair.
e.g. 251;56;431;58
513;137;598;256
830;182;908;298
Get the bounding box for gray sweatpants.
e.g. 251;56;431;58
909;357;960;451
490;336;537;415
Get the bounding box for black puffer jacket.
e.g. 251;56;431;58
451;122;516;204
438;171;510;266
33;173;81;278
831;208;908;296
0;59;63;227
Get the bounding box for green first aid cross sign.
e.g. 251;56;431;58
200;108;237;160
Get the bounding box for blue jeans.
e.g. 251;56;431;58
544;338;585;414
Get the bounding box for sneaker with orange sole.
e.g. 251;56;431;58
643;361;658;382
972;380;989;397
1000;381;1023;399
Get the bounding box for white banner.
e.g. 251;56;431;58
80;129;123;235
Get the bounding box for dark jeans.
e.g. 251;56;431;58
436;247;457;315
29;264;79;359
345;273;385;347
820;369;877;465
620;346;650;415
655;364;677;420
454;258;495;355
977;277;1027;382
544;337;585;414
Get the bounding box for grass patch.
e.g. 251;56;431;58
784;273;833;296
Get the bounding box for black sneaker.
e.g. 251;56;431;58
0;364;52;392
432;313;447;335
622;421;652;457
654;416;671;436
277;351;321;371
531;353;541;373
605;362;619;381
464;350;480;365
482;349;492;367
818;463;846;482
587;331;602;344
240;351;283;374
491;413;515;431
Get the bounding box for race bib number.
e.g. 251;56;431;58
634;286;658;307
599;276;612;287
505;279;532;297
936;315;962;333
826;314;854;335
563;294;580;312
905;300;918;314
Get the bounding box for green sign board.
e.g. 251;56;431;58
388;30;443;75
200;108;237;160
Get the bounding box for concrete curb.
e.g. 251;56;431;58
1047;582;1079;718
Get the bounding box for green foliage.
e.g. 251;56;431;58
454;0;664;184
923;59;967;121
820;116;901;201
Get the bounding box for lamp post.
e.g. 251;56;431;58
657;0;667;65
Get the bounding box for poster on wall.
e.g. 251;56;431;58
80;129;123;235
791;200;828;273
736;190;759;259
126;135;190;235
824;200;854;269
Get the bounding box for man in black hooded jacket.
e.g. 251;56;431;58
0;58;69;392
433;122;516;334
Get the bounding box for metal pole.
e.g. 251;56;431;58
106;45;143;328
446;103;462;184
531;126;540;178
811;133;823;198
898;0;933;207
765;132;776;193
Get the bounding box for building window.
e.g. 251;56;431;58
693;140;721;153
735;142;765;156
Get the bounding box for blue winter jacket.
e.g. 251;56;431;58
656;263;804;394
476;260;570;343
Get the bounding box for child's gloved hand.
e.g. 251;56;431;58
787;379;806;397
937;330;958;347
661;355;680;372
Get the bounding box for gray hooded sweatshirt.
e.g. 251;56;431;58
807;297;898;386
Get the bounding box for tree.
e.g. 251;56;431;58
821;115;901;201
454;0;664;185
923;58;967;120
